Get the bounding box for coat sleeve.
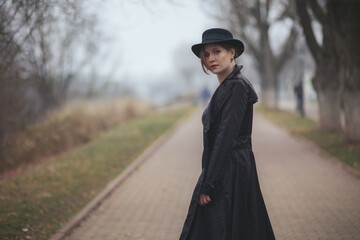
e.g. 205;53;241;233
200;82;248;196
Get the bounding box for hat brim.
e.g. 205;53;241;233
191;39;244;58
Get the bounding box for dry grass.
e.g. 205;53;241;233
0;106;195;240
1;97;151;174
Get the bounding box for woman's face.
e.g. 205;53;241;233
201;44;235;75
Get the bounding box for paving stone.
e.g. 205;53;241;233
254;113;360;240
67;109;360;240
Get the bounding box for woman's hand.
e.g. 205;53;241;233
199;194;211;206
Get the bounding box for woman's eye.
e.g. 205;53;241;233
215;50;221;54
204;53;210;57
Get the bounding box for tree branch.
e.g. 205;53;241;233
275;25;298;72
295;0;322;63
239;28;261;63
254;0;262;26
307;0;326;24
228;1;261;62
275;0;296;21
265;0;272;19
229;0;250;26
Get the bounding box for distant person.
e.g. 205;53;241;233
179;28;275;240
200;87;210;106
294;80;305;117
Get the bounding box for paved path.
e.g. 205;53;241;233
253;113;360;240
67;109;360;240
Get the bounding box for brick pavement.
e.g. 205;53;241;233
66;110;203;240
254;113;360;240
66;109;360;240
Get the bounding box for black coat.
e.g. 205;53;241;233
179;65;275;240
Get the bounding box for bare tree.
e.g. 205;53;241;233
24;1;100;110
0;0;102;166
295;0;360;141
336;0;360;141
207;0;298;108
0;0;48;163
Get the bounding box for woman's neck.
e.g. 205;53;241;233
217;64;236;84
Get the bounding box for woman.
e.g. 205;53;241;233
179;28;276;240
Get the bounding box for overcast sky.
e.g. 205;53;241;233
94;0;219;81
87;0;317;104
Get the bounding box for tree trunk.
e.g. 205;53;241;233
340;49;360;141
330;0;360;141
260;67;278;109
343;91;360;141
295;0;342;131
259;24;278;109
312;60;342;131
316;89;341;131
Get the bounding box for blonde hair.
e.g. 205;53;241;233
199;43;237;74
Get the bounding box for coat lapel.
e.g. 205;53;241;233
211;84;229;124
204;83;230;133
204;64;243;133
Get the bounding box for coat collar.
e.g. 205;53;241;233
223;64;243;81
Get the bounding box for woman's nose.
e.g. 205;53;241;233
209;54;216;62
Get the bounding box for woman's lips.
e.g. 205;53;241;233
210;64;218;69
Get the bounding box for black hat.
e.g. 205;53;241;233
191;28;244;58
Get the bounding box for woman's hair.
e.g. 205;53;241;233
199;43;237;74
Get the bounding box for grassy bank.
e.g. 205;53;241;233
2;98;151;174
256;107;360;172
0;106;195;240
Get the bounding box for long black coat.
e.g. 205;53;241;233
179;65;275;240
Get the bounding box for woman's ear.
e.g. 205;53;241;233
231;48;236;58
